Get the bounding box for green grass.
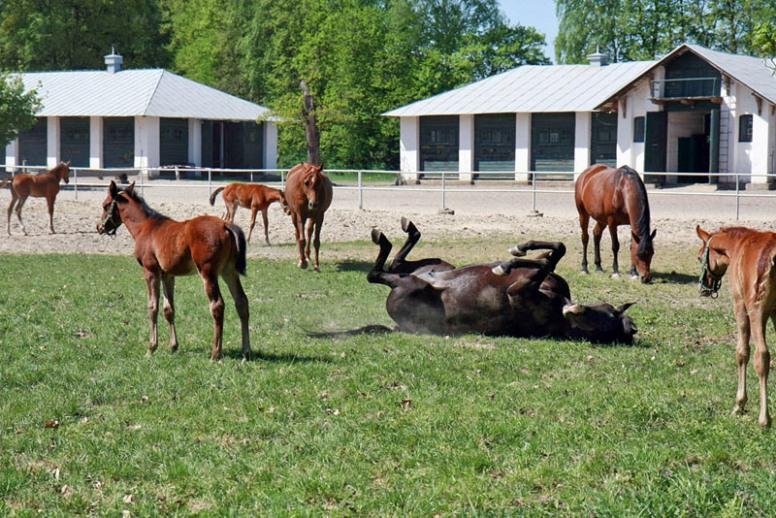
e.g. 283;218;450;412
2;237;776;516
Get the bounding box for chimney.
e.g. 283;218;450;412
104;48;123;73
587;50;609;67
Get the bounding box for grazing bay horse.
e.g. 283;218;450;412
697;225;776;428
284;162;333;271
575;165;656;283
209;183;288;245
368;219;637;343
97;181;251;361
2;161;70;235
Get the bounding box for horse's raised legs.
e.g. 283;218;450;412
592;221;605;273
144;268;161;355
389;217;421;271
608;222;620;276
579;212;590;274
222;267;251;361
161;274;179;352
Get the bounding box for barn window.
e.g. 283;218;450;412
530;113;575;172
739;114;753;143
419;116;459;172
633;116;645;142
474;113;515;172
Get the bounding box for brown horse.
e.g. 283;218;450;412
284;162;333;271
2;161;70;235
209;183;288;245
97;181;251;361
575;164;656;283
697;225;776;428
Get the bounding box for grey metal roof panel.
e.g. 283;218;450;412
19;69;270;120
384;60;657;116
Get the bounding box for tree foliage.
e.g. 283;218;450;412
0;73;40;147
555;0;776;64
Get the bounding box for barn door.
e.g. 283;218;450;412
644;111;667;175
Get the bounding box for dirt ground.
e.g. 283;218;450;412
1;181;775;257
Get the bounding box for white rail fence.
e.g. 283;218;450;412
2;164;774;220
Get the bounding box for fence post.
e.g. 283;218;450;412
527;171;543;217
250;171;254;183
280;169;285;189
358;170;363;210
735;171;740;221
175;166;180;181
208;168;212;197
140;167;145;196
73;168;78;200
442;170;446;211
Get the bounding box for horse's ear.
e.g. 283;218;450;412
696;225;710;242
64;160;71;166
124;181;136;196
109;180;119;197
617;302;636;314
650;229;657;240
631;231;640;244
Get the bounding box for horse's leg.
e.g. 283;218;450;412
261;207;270;246
592;221;605;273
505;259;552;296
368;228;393;278
579;211;590;274
389;218;421;271
200;269;225;361
751;311;771;428
6;191;17;236
508;241;566;271
46;195;55;234
161;274;179;352
247;205;258;242
312;214;324;272
305;217;314;264
144;268;161;355
294;214;308;269
608;222;620;277
732;300;751;416
15;195;28;236
222;267;251;361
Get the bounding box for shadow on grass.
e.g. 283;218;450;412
334;260;374;273
306;324;394;339
223;349;333;363
652;270;697;285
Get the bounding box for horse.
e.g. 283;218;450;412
283;162;333;271
209;183;288;245
367;219;637;343
97;181;251;361
696;225;776;428
1;161;70;235
575;164;656;283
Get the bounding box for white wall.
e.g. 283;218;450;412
574;112;591;178
616;77;654;174
134;116;160;170
46;116;60;167
263;122;278;170
188;119;201;167
5;138;18;168
459;114;474;181
400;116;419;180
731;82;768;184
514;113;530;182
89;117;103;169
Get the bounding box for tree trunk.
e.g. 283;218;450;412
300;80;321;166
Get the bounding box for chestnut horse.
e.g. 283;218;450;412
1;161;70;235
575;165;656;283
697;225;776;428
97;181;251;361
209;183;288;245
284;162;333;271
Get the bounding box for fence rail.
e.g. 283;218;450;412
2;164;775;221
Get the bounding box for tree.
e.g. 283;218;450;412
0;72;40;147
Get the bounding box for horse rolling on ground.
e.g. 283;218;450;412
284;162;333;271
575;164;656;283
97;181;251;361
2;160;70;235
368;219;637;343
696;225;776;428
209;183;288;245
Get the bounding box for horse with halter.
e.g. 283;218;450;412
283;162;333;271
97;181;251;361
575;164;656;283
697;225;776;428
367;219;637;343
2;160;70;235
209;183;288;245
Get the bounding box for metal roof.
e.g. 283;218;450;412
19;69;271;121
383;60;657;117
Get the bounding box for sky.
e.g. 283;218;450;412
499;0;558;62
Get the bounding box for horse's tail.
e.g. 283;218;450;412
227;223;247;276
209;186;225;206
0;178;11;189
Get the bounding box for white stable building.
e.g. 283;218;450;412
5;51;278;172
385;44;776;186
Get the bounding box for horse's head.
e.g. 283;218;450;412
303;163;325;211
97;180;135;235
59;160;71;184
630;229;656;283
696;225;728;297
563;302;637;344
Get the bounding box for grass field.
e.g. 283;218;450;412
2;235;776;515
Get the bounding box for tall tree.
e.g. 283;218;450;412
0;73;40;147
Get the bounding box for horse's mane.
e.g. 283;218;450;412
43;163;66;176
617;166;652;253
123;189;169;221
718;226;760;239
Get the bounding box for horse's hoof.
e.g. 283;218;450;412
371;228;383;244
581;269;589;275
298;261;308;269
732;406;745;416
760;415;772;428
630;274;639;281
314;265;320;273
509;246;526;257
491;264;507;276
170;345;179;353
400;217;410;232
242;352;252;362
611;273;620;279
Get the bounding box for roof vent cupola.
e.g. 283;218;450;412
588;49;609;67
105;48;123;73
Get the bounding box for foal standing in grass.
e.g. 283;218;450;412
98;181;251;361
2;160;70;235
697;225;776;428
